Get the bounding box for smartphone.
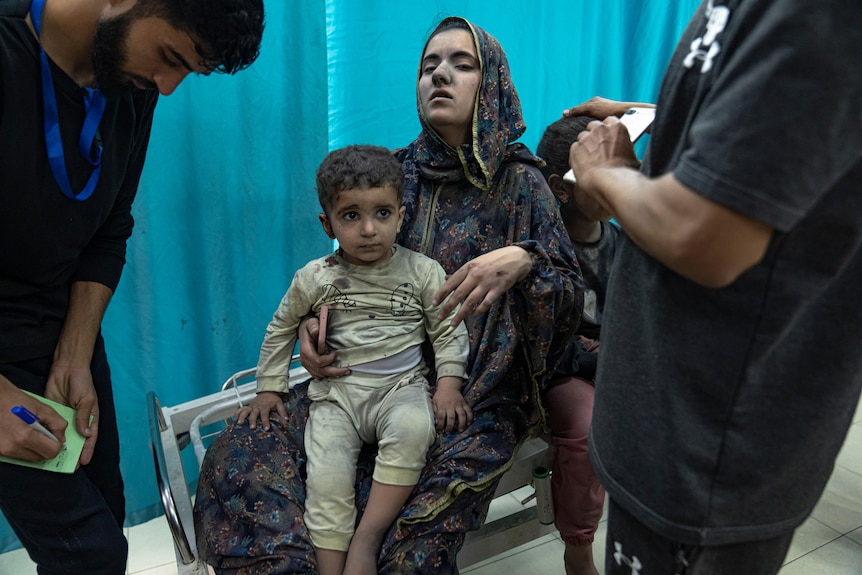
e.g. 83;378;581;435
563;106;655;184
317;305;329;355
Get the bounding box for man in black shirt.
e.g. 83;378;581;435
0;1;263;573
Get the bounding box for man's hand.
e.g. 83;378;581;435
432;377;472;433
568;117;641;209
45;362;98;466
47;281;112;467
570;126;773;287
0;376;66;462
433;246;531;327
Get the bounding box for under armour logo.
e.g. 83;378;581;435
683;2;730;73
613;541;642;574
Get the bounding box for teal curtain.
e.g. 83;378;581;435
326;0;700;152
0;0;699;553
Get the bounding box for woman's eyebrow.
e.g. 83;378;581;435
449;50;477;61
422;50;477;63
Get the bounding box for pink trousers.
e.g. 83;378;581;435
543;340;606;546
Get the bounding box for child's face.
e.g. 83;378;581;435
319;186;405;266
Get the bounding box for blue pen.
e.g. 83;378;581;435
11;405;60;442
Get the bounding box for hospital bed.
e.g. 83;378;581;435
147;359;556;574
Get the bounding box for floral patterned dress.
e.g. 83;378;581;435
194;16;581;574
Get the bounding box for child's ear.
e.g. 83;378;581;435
547;173;570;205
318;213;336;239
396;205;406;232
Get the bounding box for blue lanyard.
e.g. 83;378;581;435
31;0;106;201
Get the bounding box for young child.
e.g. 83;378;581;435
235;144;472;575
535;115;622;575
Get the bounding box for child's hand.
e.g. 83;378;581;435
432;377;473;433
234;391;287;431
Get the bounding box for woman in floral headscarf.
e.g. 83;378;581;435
195;16;581;574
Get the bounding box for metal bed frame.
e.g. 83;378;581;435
147;362;556;574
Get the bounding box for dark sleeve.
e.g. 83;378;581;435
675;3;862;232
72;92;158;290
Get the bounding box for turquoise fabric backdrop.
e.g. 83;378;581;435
1;0;699;553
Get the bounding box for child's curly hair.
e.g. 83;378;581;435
316;145;404;214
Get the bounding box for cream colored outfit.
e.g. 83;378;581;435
256;246;468;550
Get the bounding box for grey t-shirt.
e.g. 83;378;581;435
590;0;862;545
573;221;620;340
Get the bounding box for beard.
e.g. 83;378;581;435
91;9;145;96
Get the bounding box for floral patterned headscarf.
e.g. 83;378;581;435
413;16;535;191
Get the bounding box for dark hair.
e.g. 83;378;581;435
136;0;264;74
316;145;404;213
536;115;597;181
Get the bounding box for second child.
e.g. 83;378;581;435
536;114;622;575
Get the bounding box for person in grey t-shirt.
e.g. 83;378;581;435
567;0;862;573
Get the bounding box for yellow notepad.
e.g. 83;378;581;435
0;390;88;474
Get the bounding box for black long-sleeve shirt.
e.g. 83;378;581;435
0;1;158;362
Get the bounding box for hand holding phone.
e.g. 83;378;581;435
563;107;655;184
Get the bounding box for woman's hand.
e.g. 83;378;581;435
433;246;531;327
432;377;473;433
563;96;655;120
298;316;350;380
234;391;286;431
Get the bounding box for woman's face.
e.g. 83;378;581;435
418;28;481;148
